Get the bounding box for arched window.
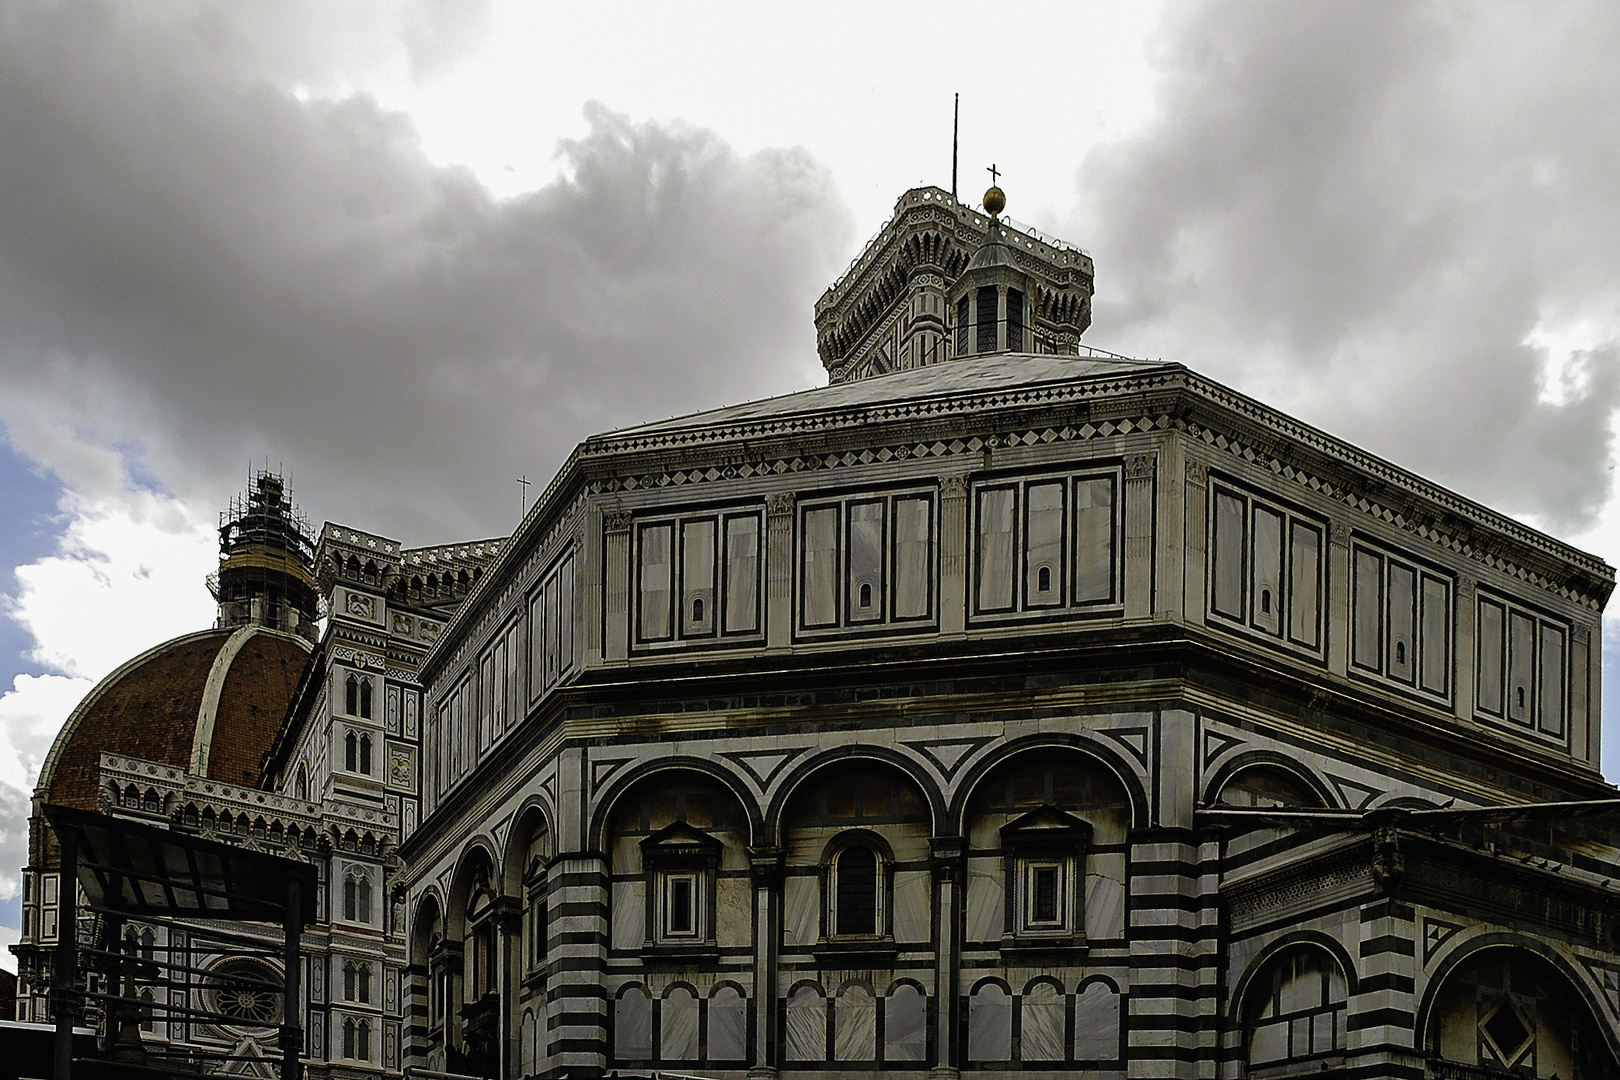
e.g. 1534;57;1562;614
1245;947;1347;1070
345;674;359;715
343;869;372;924
359;734;373;776
833;844;879;937
139;988;154;1032
344;731;358;773
295;765;308;800
359;678;373;719
344;960;371;1003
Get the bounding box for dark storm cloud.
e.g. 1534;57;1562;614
1073;1;1620;534
0;1;851;542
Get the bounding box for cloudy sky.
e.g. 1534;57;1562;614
2;0;1619;966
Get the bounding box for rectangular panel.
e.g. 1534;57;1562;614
722;515;760;634
1539;623;1566;737
1074;476;1116;604
1250;506;1284;637
801;506;840;628
679;518;716;637
892;496;932;620
1024;481;1065;608
545;574;562;689
1287;522;1321;647
1352;548;1383;671
637;524;674;642
1387;562;1416;684
1508;610;1536;725
1477;600;1505;715
846;500;886;623
558;557;574;675
537;592;557;702
1420;575;1450;695
1211;490;1245;619
976;487;1017;613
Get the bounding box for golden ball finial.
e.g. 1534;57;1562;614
983;185;1006;217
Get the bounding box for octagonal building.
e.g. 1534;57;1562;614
396;186;1620;1080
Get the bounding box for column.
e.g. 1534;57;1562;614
494;899;522;1080
748;845;784;1080
1124;453;1156;619
766;494;795;649
939;476;970;635
930;835;965;1080
1327;521;1353;676
1126;831;1220;1080
545;852;610;1074
1183;458;1209;624
1349;834;1422;1079
603;511;632;662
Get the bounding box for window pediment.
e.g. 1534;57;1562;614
999;805;1093;852
640;822;721;869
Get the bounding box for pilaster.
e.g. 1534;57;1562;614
1124;453;1156;619
939;475;970;635
602;511;632;662
766;493;795;649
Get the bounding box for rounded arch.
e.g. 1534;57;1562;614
588;756;761;851
1229;931;1360;1022
1417;935;1620;1068
1077;973;1121;995
1202;750;1339;810
501;796;556;896
766;745;945;843
786;977;827;998
660;980;701;1000
945;733;1149;833
967;975;1013;996
817;827;896;867
885;976;929;996
1021;974;1066;996
709;979;748;1000
445;839;499;940
408;891;444;968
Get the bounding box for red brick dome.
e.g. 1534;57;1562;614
37;625;313;809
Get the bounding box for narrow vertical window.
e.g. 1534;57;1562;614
835;846;879;936
345;675;359;715
344;731;357;772
359;734;373;776
956;294;970;354
359;678;373;719
1007;288;1024;351
976;286;998;353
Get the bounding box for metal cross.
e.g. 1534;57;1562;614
987;163;999;186
517;475;531;515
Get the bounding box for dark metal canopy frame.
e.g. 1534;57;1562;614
44;803;318;1080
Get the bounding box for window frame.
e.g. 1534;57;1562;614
639;822;721;953
999;806;1091;949
821;832;893;944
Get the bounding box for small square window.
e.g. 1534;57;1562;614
660;871;701;940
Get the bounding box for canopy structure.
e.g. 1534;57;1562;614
44;803;317;1080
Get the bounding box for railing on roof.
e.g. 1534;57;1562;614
821;186;1090;306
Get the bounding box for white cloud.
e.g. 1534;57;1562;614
0;475;216;904
8;489;216;681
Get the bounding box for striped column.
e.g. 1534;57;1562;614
545;852;611;1074
1127;833;1222;1079
1347;890;1423;1080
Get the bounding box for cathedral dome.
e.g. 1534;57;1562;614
36;624;313;809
